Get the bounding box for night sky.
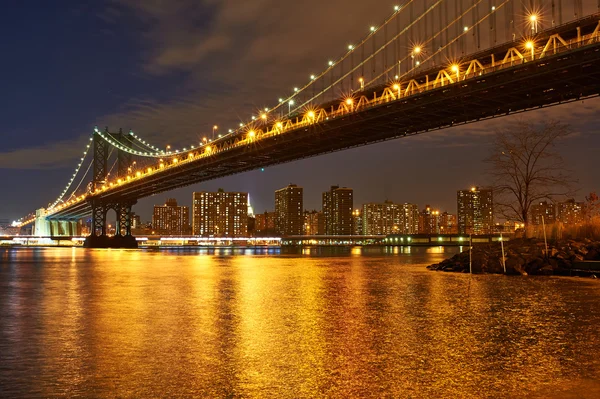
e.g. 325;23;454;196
1;1;599;223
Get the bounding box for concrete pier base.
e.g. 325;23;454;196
84;235;138;249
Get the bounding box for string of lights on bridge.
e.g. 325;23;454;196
15;2;599;227
97;2;543;159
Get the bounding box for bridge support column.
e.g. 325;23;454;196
50;220;59;236
84;198;137;249
59;221;70;236
70;221;79;236
33;209;51;237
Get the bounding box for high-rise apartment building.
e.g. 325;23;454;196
255;211;277;235
439;211;458;234
362;201;419;235
530;201;556;226
399;203;419;234
275;184;303;236
457;187;494;235
303;210;323;235
557;199;584;225
418;205;440;234
192;190;248;237
362;201;400;235
152;198;190;235
322;186;353;235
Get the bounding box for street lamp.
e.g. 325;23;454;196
529;14;539;33
411;46;421;69
212;125;218;139
288;99;295;114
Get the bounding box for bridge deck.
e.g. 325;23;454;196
44;16;600;221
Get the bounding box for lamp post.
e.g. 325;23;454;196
212;125;218;140
288;99;295;115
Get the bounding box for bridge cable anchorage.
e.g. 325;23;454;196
48;133;95;209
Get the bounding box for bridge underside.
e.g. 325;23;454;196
49;39;600;221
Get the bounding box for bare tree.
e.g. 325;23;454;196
485;120;575;236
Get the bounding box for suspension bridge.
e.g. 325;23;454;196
14;0;600;248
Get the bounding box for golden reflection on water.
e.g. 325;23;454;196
1;247;600;398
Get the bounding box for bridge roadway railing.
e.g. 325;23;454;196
20;15;600;225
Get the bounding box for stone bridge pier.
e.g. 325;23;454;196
83;199;138;248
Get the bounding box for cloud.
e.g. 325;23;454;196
0;138;91;170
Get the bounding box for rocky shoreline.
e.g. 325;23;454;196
428;238;600;276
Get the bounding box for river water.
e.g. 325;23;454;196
1;246;599;398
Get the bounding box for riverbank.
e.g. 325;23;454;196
428;238;600;276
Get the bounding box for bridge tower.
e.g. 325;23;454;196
85;127;137;248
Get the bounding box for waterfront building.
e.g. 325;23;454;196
530;201;556;226
322;186;353;235
399;203;420;234
362;201;400;235
457;186;494;235
192;190;248;237
255;211;277;236
439;211;458;234
303;210;323;235
418;205;440;234
557;199;584;225
275;184;303;236
152;198;190;235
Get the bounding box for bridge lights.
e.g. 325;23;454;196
307;110;315;120
359;77;364;89
525;40;535;59
310;74;315;80
451;64;460;80
529;14;538;33
393;83;401;97
328;60;334;66
370;26;376;32
248;130;256;139
261;113;267;120
348;44;354;51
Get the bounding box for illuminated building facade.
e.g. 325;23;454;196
362;201;400;235
275;184;303;236
530;201;556;226
439;211;458;234
322;186;353;235
457;187;494;235
192;190;248;237
152;198;190;235
255;211;277;236
557;199;584;225
303;210;323;235
418;205;440;234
